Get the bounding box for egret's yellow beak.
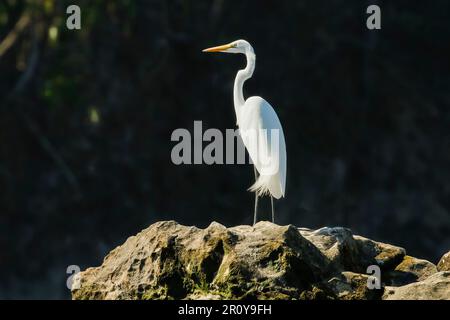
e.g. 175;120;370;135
202;43;233;53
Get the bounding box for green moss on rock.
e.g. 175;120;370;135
71;221;447;300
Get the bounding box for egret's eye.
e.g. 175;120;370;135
231;43;238;48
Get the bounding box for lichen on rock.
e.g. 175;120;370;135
438;251;450;272
383;272;450;300
71;221;450;300
384;255;437;287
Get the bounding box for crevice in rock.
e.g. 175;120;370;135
200;239;225;283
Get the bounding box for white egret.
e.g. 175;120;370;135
203;39;287;225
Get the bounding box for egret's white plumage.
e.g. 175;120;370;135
203;39;287;223
240;96;286;199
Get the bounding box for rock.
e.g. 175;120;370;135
383;272;450;300
71;221;448;300
326;272;383;300
72;221;330;300
300;227;406;273
437;251;450;272
385;256;437;286
299;227;361;272
352;235;406;270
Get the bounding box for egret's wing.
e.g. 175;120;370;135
239;97;286;194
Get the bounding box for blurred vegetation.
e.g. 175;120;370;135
0;0;449;298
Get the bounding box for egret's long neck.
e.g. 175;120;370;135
234;51;255;124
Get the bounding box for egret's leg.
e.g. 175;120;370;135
253;194;259;226
271;196;275;224
253;166;259;226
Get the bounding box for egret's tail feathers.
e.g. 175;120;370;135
249;174;283;199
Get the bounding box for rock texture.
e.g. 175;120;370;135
385;256;438;287
383;272;450;300
438;252;450;272
71;221;450;300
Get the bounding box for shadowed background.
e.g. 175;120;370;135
0;0;449;298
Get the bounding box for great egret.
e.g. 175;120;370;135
203;39;286;225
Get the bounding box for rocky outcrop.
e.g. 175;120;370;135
71;221;450;300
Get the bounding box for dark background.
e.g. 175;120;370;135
0;0;449;299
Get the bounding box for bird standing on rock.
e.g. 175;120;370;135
203;39;287;225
